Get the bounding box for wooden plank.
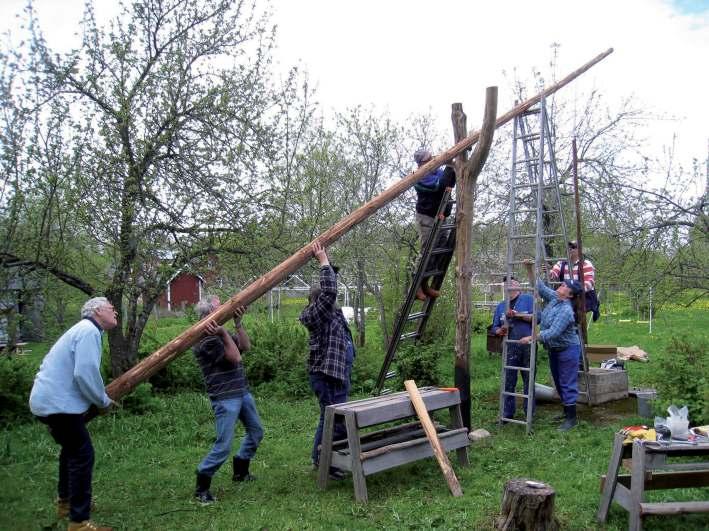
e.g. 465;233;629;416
640;501;709;515
344;412;368;503
597;432;626;522
352;392;461;427
317;406;337;489
629;440;648;531
359;428;469;460
614;470;709;491
101;49;614;403
360;431;470;476
405;380;463;497
448;403;469;466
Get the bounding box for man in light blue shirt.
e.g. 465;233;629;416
521;262;583;431
29;297;118;531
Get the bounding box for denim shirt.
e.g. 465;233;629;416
536;280;579;349
492;293;534;340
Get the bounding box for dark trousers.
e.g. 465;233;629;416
503;344;533;418
38;413;94;522
309;372;349;465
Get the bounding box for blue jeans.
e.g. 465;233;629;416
38;413;94;522
548;344;581;406
309;372;350;465
503;344;533;418
197;392;264;477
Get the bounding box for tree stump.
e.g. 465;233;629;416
497;478;559;531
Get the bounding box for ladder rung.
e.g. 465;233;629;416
422;269;445;278
502;391;530;399
521;108;541;116
515;158;550;165
406;312;428;321
431;247;453;256
400;331;419;341
500;417;528;425
380;388;393;395
503;365;531;372
518;133;540;141
510;233;564;240
512;182;555;189
385;370;397;379
440;222;456;230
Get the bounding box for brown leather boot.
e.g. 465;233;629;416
415;288;427;301
423;285;440;298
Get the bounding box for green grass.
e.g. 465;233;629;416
1;306;708;530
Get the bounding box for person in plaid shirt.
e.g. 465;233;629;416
299;242;355;480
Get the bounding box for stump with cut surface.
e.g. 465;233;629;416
497;478;559;531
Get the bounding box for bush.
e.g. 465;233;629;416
396;342;445;388
652;337;709;425
119;382;160;415
0;356;37;426
246;320;310;398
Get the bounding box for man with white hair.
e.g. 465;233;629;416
491;277;535;421
413;148;456;300
29;296;118;531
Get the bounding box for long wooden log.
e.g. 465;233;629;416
105;48;614;401
452;87;498;431
404;380;463;497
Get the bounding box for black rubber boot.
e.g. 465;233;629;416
232;457;256;482
558;404;578;431
194;472;215;503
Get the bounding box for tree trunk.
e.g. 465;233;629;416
451;88;498;431
497;479;559;531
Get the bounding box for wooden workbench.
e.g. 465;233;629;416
317;387;469;503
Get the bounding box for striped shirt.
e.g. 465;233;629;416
550;259;595;291
193;334;248;401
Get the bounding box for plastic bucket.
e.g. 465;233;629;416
635;389;657;418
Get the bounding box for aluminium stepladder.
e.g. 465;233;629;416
498;96;592;433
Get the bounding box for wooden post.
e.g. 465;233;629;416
451;88;498;431
571;138;589;343
104;50;614;402
404;380;463;497
497;478;559;530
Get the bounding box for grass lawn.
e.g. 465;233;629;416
1;306;708;530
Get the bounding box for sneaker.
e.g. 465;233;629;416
194;490;216;504
67;521;112;531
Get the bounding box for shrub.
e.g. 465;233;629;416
652;337;709;425
0;356;37;426
396;342;445;388
119;382;160;415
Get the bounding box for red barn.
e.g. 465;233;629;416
157;272;205;311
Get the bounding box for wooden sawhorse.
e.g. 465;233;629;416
317;387;469;503
597;432;709;530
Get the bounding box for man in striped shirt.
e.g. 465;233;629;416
192;297;263;503
549;241;595;292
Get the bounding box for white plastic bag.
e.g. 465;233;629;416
666;405;689;439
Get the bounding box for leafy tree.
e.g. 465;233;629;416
1;0;305;376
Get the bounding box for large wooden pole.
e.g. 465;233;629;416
105;49;614;401
572;138;589;344
452;88;498;431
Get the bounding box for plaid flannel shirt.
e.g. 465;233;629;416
299;265;354;382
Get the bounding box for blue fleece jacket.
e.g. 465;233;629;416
29;318;112;416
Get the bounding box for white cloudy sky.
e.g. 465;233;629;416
2;0;708;185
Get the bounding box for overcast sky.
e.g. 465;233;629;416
2;0;708;188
